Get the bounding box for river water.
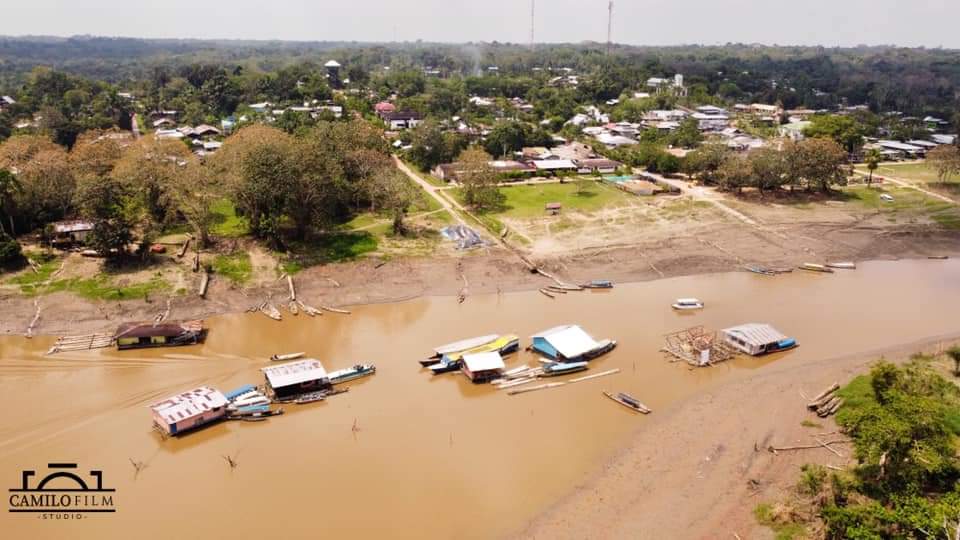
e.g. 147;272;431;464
1;259;958;539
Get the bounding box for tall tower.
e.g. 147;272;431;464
606;1;613;55
530;0;535;50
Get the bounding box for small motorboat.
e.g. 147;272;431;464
295;392;326;404
929;255;949;260
744;264;775;276
229;395;270;409
541;361;589;377
672;298;704;310
582;279;613;289
328;364;376;384
271;352;305;362
825;262;856;270
428;360;462;375
799;263;834;273
232;404;270;416
603;391;651;414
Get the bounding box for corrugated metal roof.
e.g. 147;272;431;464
722;323;787;347
149;386;227;425
462;351;505;372
533;325;600;359
261;359;328;389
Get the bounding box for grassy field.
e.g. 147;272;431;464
212;252;253;284
842;186;960;229
279;232;379;274
210;199;250;237
856;162;960;184
453;181;632;219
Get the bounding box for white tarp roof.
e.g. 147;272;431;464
722;323;787;347
462;351;505;372
261;359;328;388
533;325;600;359
533;159;576;170
878;140;924;152
149;386;227;425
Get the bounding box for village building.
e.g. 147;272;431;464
574;158;622;174
324;60;342;88
115;320;206;350
461;352;506;383
149;386;228;436
0;95;15;112
595;133;636;148
152;118;176;128
532;159;577;175
49;219;94;246
647;74;687;97
876;140;927;159
691;112;730;131
261;359;332;399
382;110;423;130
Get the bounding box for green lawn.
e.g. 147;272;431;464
212;252;252;284
842;186;960;229
45;275;169;301
856;162;960;184
279;232;378;274
453;181;631;219
210;199;250;237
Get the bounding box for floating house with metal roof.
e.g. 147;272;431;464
261;359;331;399
461;352;505;383
530;325;617;362
115;320;205;350
721;323;797;356
150;386;228;436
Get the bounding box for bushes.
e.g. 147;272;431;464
0;230;22;265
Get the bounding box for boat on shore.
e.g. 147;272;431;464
271;352;305;362
744;264;775;276
541;361;588;377
582;280;613;289
671;298;704;310
929;255;949;260
799;263;834;273
603;391;652;414
826;262;856;270
328;364;376;384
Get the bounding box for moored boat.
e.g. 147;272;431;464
744;264;775;276
530;325;616;362
582;279;613;289
328;364;376;384
420;334;500;365
270;352;305;362
671;298;704;310
541;361;588;377
799;263;834;273
825;262;856;270
428;359;462;375
294;392;326;404
603;391;651;414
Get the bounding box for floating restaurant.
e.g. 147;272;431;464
115;320;206;350
530;325;617;362
149;386;228;436
261;359;331;399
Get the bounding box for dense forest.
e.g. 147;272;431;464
1;37;959;117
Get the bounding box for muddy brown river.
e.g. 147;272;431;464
1;259;959;539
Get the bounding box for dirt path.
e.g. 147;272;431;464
394;156;467;224
645;171;761;226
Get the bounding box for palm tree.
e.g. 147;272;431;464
947;346;960;377
0;170;21;237
864;148;881;188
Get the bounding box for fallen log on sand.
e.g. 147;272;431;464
818;398;844;418
176;236;191;258
320;305;351;315
26;300;41;338
297;301;323;317
767;439;849;455
806;382;840;409
198;271;210;298
287;275;296;302
538;288;555;299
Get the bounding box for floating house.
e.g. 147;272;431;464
721;323;797;356
530;325;617;362
115;320;205;350
150;386;228;436
261;359;331;399
461;352;505;383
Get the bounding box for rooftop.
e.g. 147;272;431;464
149;386;227;425
722;323;787;347
462;351;505;372
261;359;328;388
533;325;601;359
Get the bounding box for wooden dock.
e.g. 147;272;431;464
47;333;115;355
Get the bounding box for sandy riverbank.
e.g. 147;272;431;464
1;222;957;337
516;333;960;540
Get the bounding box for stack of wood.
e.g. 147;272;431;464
807;382;844;417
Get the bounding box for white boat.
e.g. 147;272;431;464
431;334;499;357
825;262;856;270
230;395;270;408
671;298;704;310
271;352;305;362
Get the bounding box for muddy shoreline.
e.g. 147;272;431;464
1;223;957;337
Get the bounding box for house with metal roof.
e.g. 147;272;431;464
115;320;206;350
531;325;617;362
150;386;228;436
461;351;505;383
261;359;331;399
721;323;797;356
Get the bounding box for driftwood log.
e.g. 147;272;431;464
806;382;840;409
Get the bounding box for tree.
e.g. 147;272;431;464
786;138;848;193
864;148;881;187
0;230;22;266
716;154;753;193
458;148;503;210
171;162;221;247
804;114;865;154
367;170;417;235
111;138;192;229
749;147;788;195
70;130;123;178
670;117;703;149
74;173;133;259
927;145;960;184
682;142;731;185
0;169;21;236
947;346;960;376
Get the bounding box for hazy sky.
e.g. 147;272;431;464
2;0;958;48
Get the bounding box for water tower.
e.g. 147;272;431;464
325;60;342;88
